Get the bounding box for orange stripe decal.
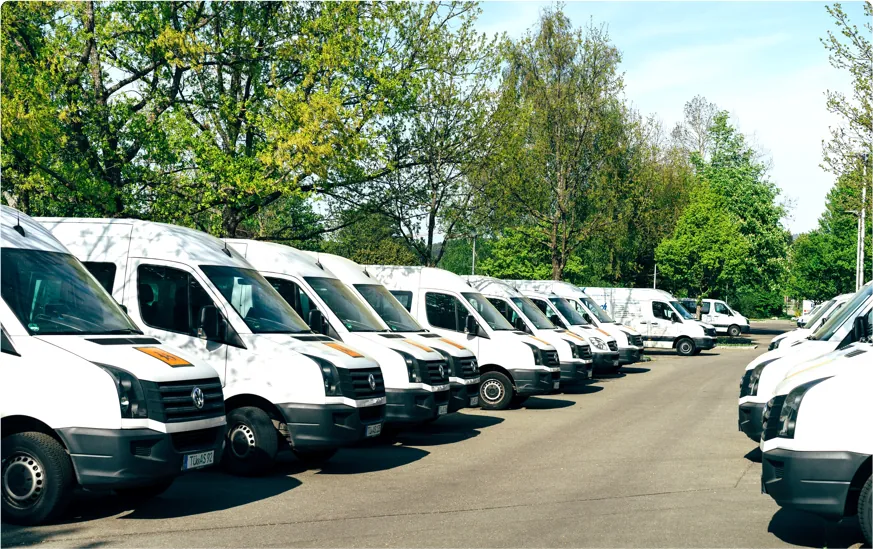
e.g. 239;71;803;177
403;339;435;353
564;332;587;342
439;338;469;351
528;336;551;346
135;347;192;367
324;342;364;358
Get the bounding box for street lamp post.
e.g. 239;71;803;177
471;229;478;276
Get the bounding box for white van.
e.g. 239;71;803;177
797;300;821;327
505;280;644;366
225;240;454;425
368;266;562;410
760;364;872;546
738;283;872;442
769;293;852;351
582;287;717;356
40;218;385;474
309;252;481;412
678;299;749;337
464;276;593;384
1;208;226;524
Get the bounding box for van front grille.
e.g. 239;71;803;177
337;367;385;399
607;341;618;352
171;427;221;452
419;360;450;385
543;350;559;367
144;378;225;423
762;396;786;441
630;334;644;347
458;357;478;379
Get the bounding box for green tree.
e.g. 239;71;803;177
321;210;417;266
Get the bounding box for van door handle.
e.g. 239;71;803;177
638;320;647;324
650;321;660;326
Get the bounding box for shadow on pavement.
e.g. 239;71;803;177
0;525;88;548
316;444;429;475
391;412;505;447
619;367;651;374
561;383;604;395
768;507;866;548
744;447;762;463
519;397;575;410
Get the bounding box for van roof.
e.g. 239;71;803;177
582;287;677;300
1;206;68;254
507;279;588;298
309;252;376;285
224;239;335;279
366;265;477;294
37;217;251;268
463;276;524;298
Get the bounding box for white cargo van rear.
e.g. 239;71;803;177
41;218;385;474
1;207;225;525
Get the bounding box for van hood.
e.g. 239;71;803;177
775;343;871;396
507;331;558;351
35;335;219;383
400;332;476;358
745;338;818;371
351;332;446;361
564;326;616;345
255;333;381;370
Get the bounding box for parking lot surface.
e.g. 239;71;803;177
2;321;866;548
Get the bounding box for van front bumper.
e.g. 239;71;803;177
694;337;717;350
514;369;558;395
618;348;642;365
559;361;592;383
762;448;869;520
385;388;451;424
57;425;225;489
449;381;481;412
279;402;385;449
738;402;765;441
742;325;751;334
592;351;621;373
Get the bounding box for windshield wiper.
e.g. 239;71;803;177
103;328;143;335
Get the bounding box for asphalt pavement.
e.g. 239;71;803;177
3;320;867;548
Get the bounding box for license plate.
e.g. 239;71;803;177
438;404;448;415
470;396;479;406
182;450;214;471
366;423;382;438
553;381;560;389
613;360;620;367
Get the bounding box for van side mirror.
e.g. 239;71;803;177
308;309;328;335
582;312;592;323
853;315;868;342
465;314;479;336
513;316;528;333
198;305;225;341
549;314;565;328
118;304;128;314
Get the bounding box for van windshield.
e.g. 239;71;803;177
462;292;514;330
306;277;386;332
809;284;872;341
805;299;834;327
1;248;141;336
670;301;696;320
549;297;589;325
510;297;555;329
201;265;310;333
354;283;423;332
579;296;614;323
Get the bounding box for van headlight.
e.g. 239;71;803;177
308;356;341;396
775;377;830;439
98;364;148;419
522;342;544;365
395;350;421;382
747;358;778;396
589;337;607;350
569;342;581;358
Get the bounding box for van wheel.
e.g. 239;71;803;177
675;337;695;356
728;325;741;337
115;478;174;503
859;474;872;546
223;407;278;476
479;372;513;410
1;432;74;525
292;448;337;469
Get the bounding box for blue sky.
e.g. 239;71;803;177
477;1;856;234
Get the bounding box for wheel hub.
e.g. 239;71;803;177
3;453;44;506
482;379;504;403
229;424;256;459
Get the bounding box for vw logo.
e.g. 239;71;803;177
191;387;205;409
368;374;376;391
438;364;445;379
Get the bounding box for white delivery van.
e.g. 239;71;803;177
1;207;226;525
518;290;621;374
582;287;717;356
309;252;481;413
368;266;562;410
678;298;749;337
464;276;593;384
506;280;644;366
769;293;852;351
797;300;821;327
40;218;385;474
738;283;872;442
760;365;872;546
225;240;453;425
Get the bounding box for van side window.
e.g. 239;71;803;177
487;297;518;324
700;302;711;314
83;262;117;294
266;277;319;320
529;298;565;328
652;301;672;320
391;291;413;312
714;302;729;314
137;265;219;338
425;292;466;332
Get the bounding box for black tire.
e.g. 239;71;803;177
691;348;702;356
223;406;279;476
115;478;174;503
676;337;695;356
479;371;514;410
1;432;74;525
859;474;872;547
292;448;338;469
728;325;741;337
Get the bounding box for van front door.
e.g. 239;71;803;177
648;301;675;349
126;259;229;382
712;301;731;328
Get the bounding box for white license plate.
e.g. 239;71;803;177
182;450;214;471
366;423;382;438
438;404;448;415
470;396;479;406
553;381;560;389
613;360;620;367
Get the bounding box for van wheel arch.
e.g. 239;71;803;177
674;337;695;356
2;416;65;448
845;455;872;517
728;324;741;337
223;394;288;449
476;364;515;387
